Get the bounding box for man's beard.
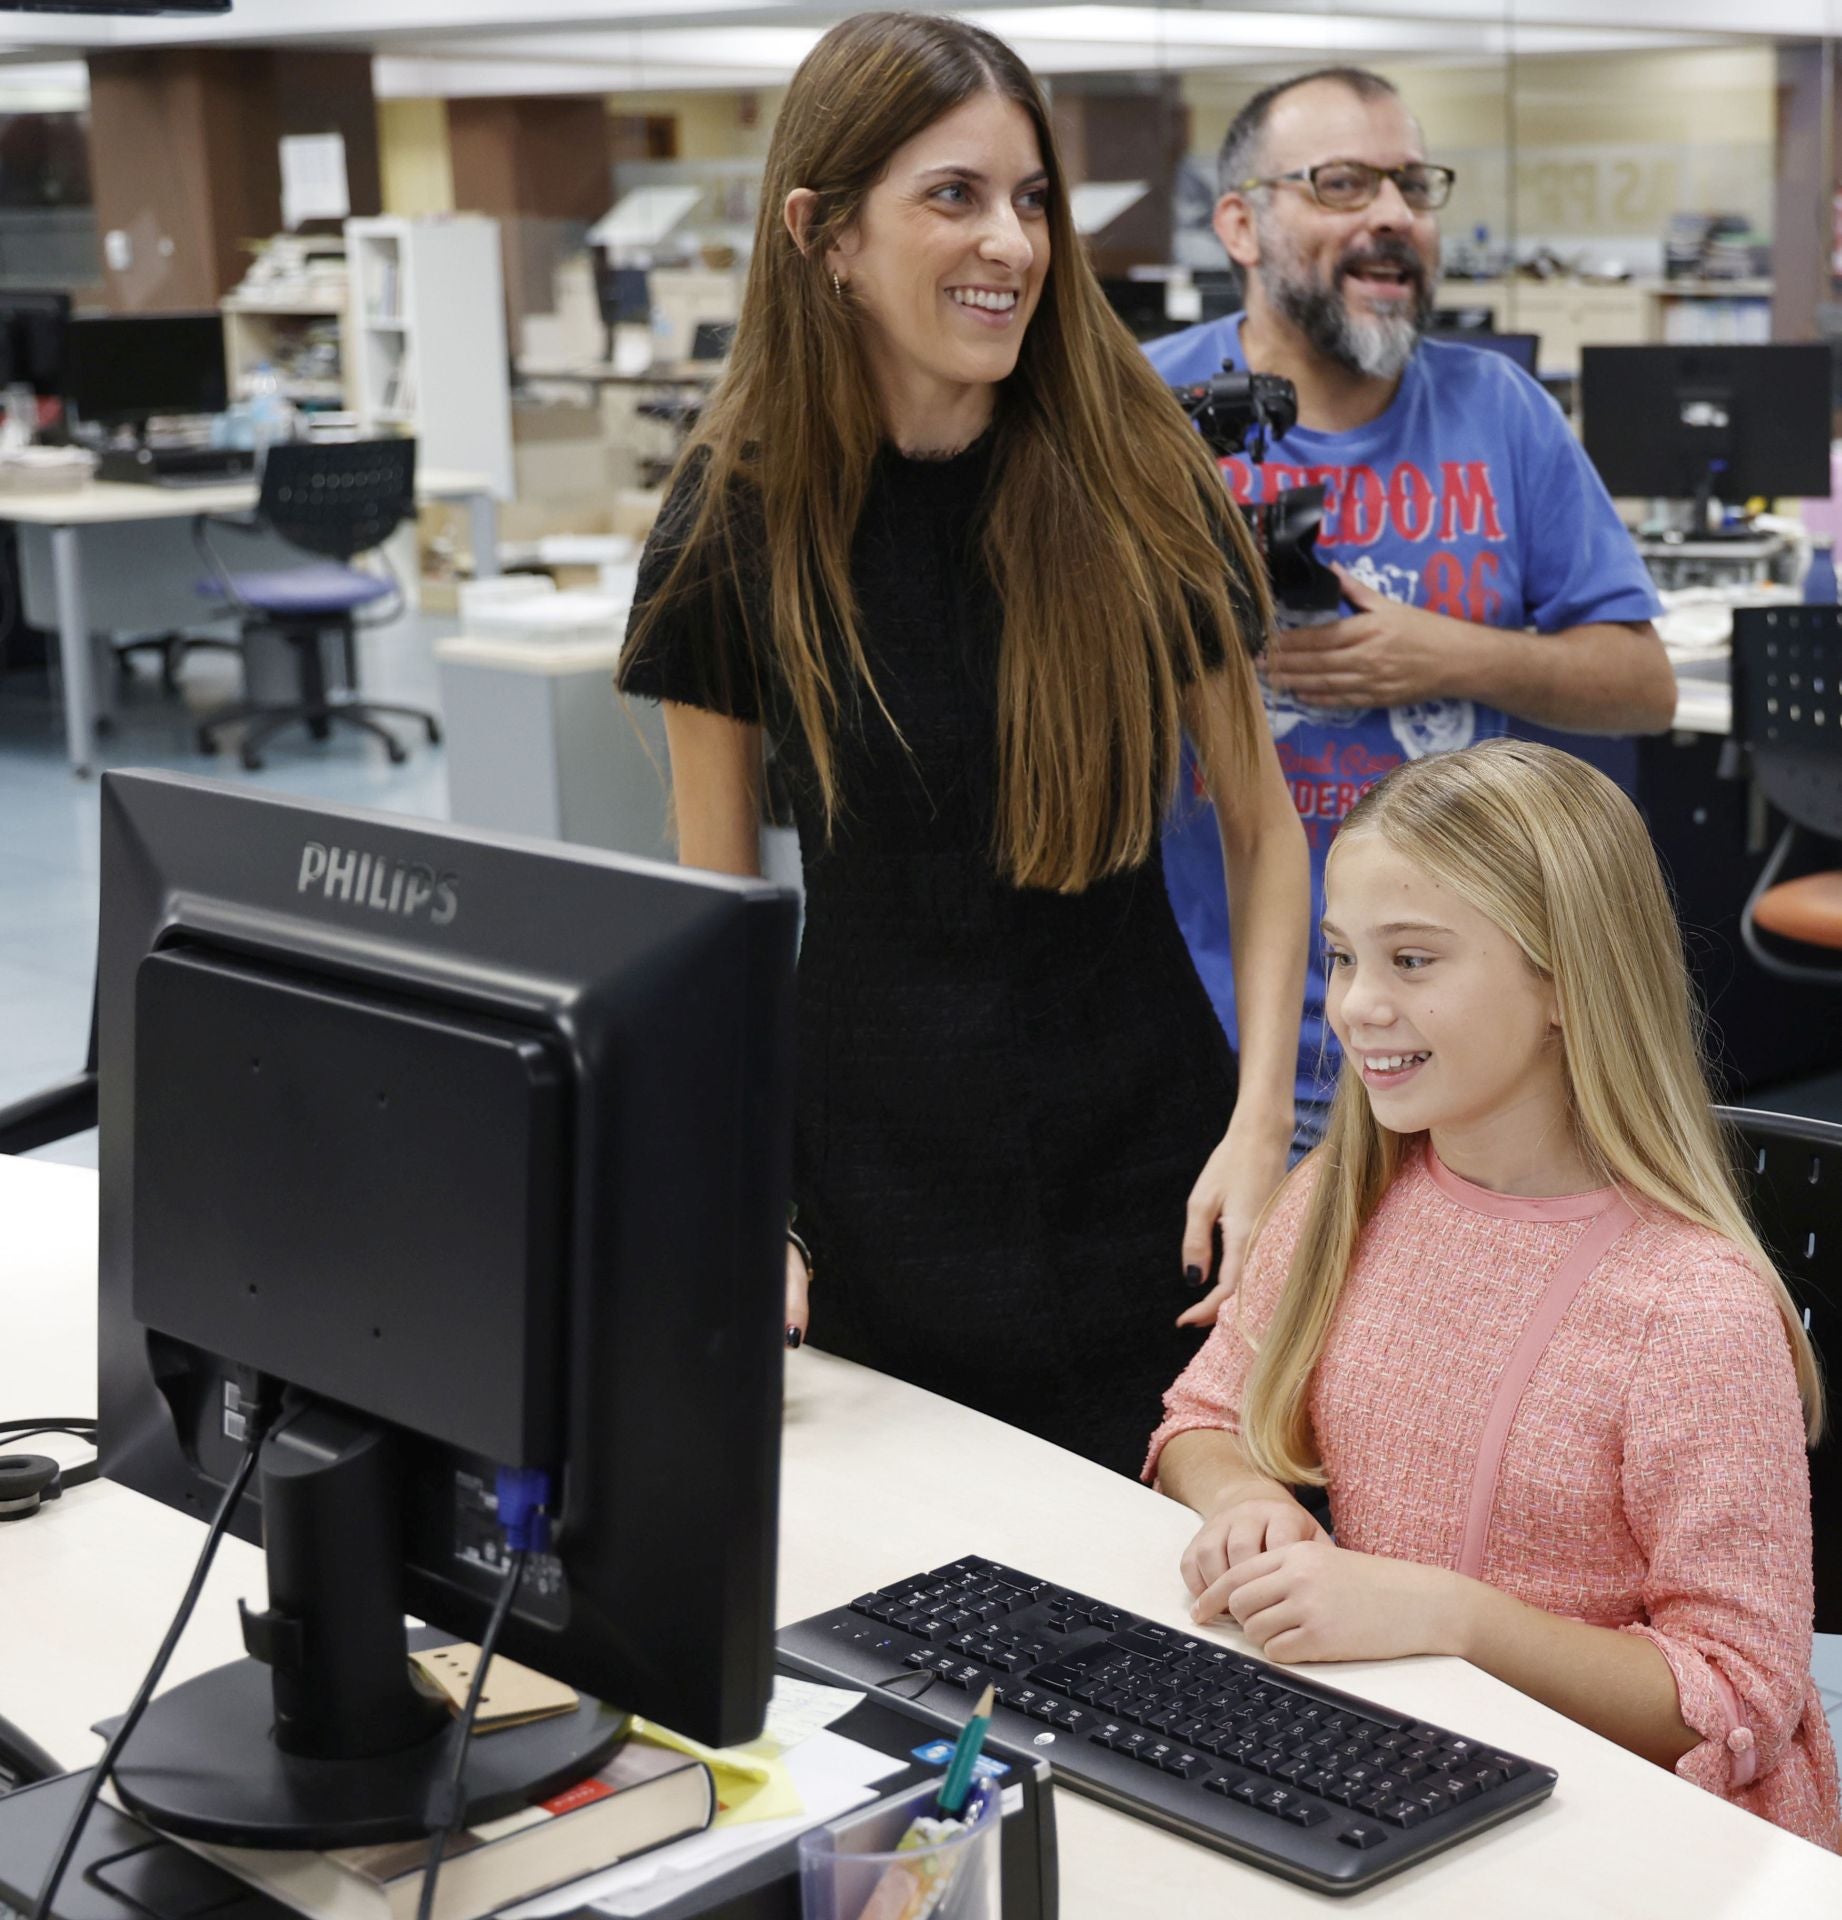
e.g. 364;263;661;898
1256;220;1437;381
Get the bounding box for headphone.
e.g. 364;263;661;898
0;1420;99;1521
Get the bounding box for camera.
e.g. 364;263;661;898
1168;367;1341;623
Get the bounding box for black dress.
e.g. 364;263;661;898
619;431;1250;1476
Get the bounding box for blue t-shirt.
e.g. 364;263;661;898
1146;313;1662;1105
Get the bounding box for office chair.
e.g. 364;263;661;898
1729;606;1842;982
0;990;94;1156
192;439;441;772
1716;1105;1841;1635
114;626;239;695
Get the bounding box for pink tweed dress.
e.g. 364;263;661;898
1144;1142;1841;1849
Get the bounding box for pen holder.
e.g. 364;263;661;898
798;1774;1002;1920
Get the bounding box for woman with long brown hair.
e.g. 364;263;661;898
618;10;1308;1475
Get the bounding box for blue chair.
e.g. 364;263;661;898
193;438;441;771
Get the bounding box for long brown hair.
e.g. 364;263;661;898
1237;741;1824;1486
621;10;1269;892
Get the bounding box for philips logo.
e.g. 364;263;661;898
297;842;459;926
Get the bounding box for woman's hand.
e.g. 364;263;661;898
785;1239;811;1347
1198;1538;1468;1664
1181;1492;1328;1607
1177;1106;1292;1327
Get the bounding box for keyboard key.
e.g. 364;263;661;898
1164;1751;1209;1779
1283;1802;1329;1827
1229;1780;1262;1806
1255;1786;1299;1816
1140;1743;1175;1769
1203;1771;1244;1797
1488;1753;1530;1780
1380;1801;1428;1829
1339;1823;1387;1850
1355;1790;1391;1815
1436;1775;1480;1806
903;1651;932;1670
1113;1628;1177;1662
1028;1698;1059;1721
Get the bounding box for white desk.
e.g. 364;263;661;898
4;1155;1837;1916
0;470;498;778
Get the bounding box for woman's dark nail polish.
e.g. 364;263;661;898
1184;1265;1204;1288
785;1326;803;1349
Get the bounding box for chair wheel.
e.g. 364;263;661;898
425;718;443;744
386;741;407;765
241;746;263;771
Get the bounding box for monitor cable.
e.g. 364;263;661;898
29;1382;276;1920
414;1542;531;1920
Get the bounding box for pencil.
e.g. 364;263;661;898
936;1683;995;1816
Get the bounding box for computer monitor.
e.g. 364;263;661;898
1580;343;1832;506
596;262;652;330
1192;269;1240;322
1449;331;1539;375
96;770;798;1847
1429;305;1496;333
0;290;68;396
690;319;735;363
64;312;228;428
1099;276;1174;343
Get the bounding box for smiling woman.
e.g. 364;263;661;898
616;11;1311;1475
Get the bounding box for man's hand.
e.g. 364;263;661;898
1263;565;1475;710
1200;1537;1469;1663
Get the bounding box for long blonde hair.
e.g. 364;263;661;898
1239;739;1825;1484
619;10;1269;893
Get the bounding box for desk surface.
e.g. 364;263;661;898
4;1156;1836;1916
0;468;491;526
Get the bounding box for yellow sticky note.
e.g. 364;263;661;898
629;1718;805;1826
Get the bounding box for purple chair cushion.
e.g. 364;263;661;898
201;565;394;617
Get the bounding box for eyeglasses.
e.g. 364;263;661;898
1237;161;1456;214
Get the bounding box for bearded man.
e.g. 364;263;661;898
1146;66;1675;1154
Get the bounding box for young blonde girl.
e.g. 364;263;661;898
1146;738;1838;1848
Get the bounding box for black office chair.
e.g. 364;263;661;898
0;991;94;1157
1729;605;1842;982
1717;1104;1841;1634
192;439;442;772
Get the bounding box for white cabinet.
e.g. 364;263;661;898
345;216;514;501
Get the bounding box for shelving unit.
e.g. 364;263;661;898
345;215;514;501
1433;277;1776;376
220;297;349;411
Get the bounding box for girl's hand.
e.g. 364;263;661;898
1199;1538;1468;1663
1177;1108;1292;1328
1181;1493;1328;1603
785;1239;811;1347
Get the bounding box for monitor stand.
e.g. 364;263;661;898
107;1403;628;1850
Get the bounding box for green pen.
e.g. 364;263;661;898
935;1683;996;1816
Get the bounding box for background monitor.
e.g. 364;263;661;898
97;770;798;1845
1449;331;1539;375
596;262;652;330
0;290;68;396
1099;276;1175;342
1429;304;1496;333
1192;268;1240;322
1580;342;1832;503
64;312;228;427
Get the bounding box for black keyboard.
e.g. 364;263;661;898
778;1554;1557;1895
97;445;256;487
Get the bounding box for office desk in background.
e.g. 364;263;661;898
0;470;499;778
4;1155;1838;1916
